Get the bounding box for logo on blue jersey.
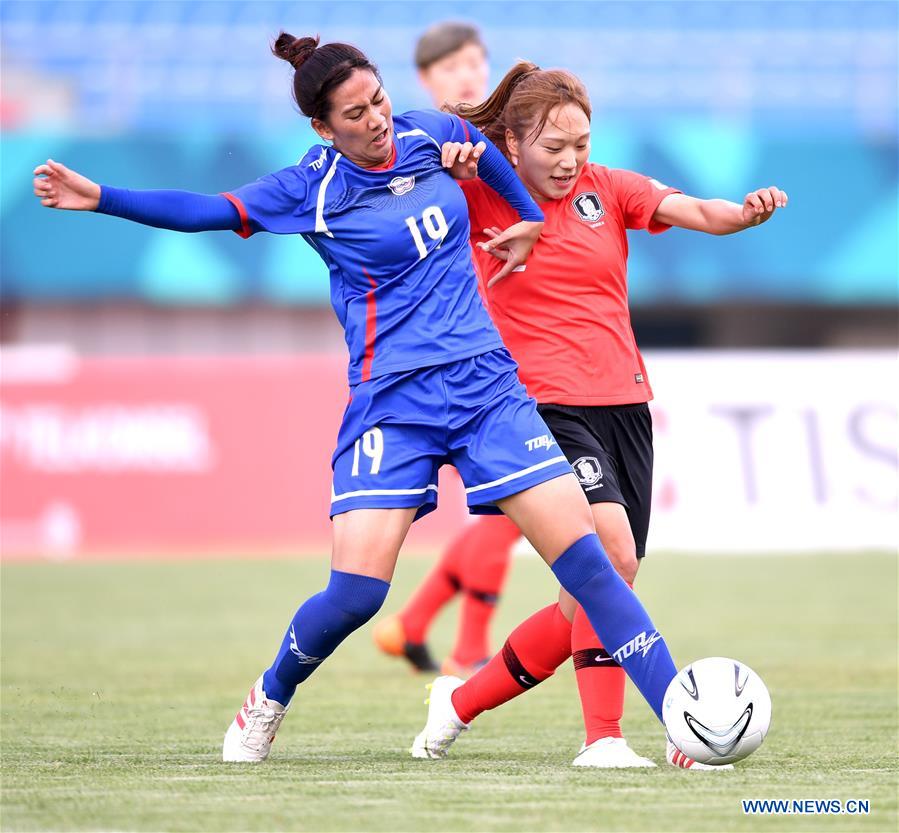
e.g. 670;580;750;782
307;147;328;171
388;175;416;196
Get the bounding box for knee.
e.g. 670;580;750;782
603;539;639;585
323;570;390;627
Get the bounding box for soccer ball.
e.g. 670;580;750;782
662;657;772;766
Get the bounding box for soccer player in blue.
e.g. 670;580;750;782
33;33;682;764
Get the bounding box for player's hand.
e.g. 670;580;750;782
742;186;787;227
441;141;485;181
33;160;101;211
479;220;544;285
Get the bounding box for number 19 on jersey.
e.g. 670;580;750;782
405;206;448;260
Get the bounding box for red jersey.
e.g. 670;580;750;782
462;164;679;405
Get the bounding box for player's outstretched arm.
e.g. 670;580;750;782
33;159;242;233
652;186;788;235
33;160;101;211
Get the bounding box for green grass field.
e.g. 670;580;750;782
2;551;896;832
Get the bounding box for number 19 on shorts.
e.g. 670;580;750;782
351;427;384;476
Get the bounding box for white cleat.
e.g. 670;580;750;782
572;737;657;768
666;740;734;771
222;675;289;763
410;675;470;759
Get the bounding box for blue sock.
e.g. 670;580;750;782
262;570;390;706
551;534;676;721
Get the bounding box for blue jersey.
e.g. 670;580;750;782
226;110;532;385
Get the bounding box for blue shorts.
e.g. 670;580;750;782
330;348;573;520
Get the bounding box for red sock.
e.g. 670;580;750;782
398;556;461;645
571;604;625;743
450;516;519;666
451;602;573;724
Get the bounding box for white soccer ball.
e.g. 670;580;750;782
662;657;772;766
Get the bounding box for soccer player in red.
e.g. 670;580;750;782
374;21;524;678
410;62;787;768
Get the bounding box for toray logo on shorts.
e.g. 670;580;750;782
388;175;416;195
525;434;557;452
613;630;662;664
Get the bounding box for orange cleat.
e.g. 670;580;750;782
373;615;406;657
373;615;440;672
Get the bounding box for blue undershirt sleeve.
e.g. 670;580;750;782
96;186;241;233
462;120;544;223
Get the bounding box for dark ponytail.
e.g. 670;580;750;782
454;60;591;159
272;33;319;70
272;31;382;123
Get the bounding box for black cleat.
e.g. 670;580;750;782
403;641;440;673
373;615;440;672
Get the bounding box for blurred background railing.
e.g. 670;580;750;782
1;1;896;557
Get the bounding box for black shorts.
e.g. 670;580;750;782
537;402;653;557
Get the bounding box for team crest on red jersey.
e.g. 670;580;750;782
571;192;605;223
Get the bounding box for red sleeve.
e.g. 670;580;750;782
607;168;681;234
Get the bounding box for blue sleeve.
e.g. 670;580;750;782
96;166;314;238
97;187;241;233
225;168;314;237
464;120;543;223
402;109;543;223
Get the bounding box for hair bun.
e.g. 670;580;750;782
272;33;320;70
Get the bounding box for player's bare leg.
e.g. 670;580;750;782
224;507;416;762
497;473;595;562
591;503;639;584
330;507;418;581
